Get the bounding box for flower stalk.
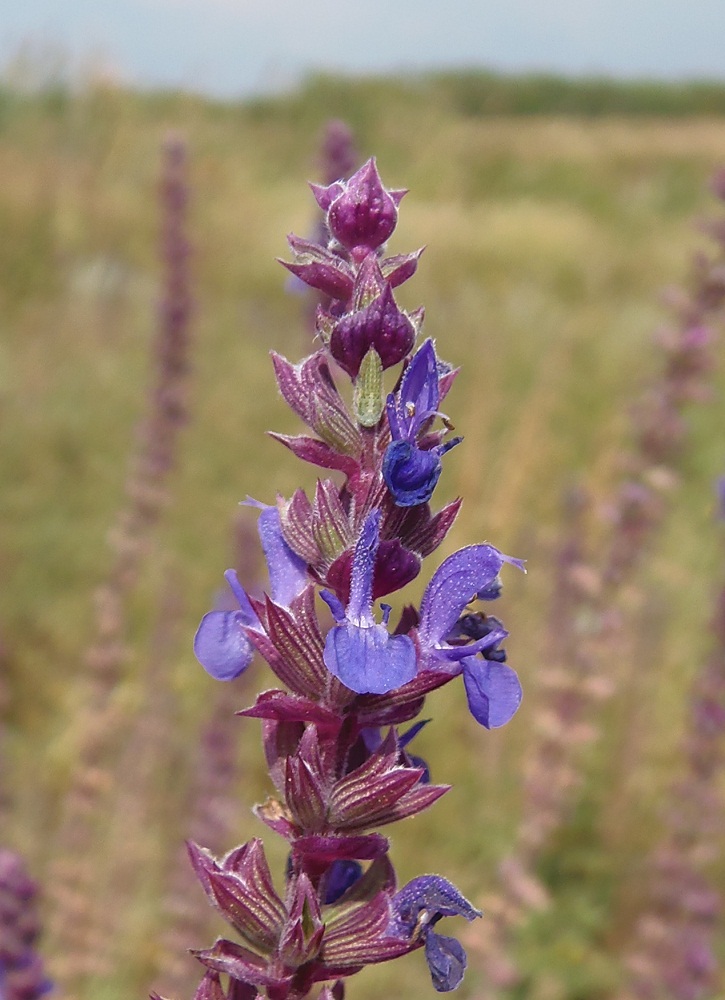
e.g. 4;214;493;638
49;132;194;992
161;158;525;999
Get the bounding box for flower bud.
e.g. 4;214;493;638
320;159;404;254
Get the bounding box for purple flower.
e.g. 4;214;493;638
383;340;461;507
416;545;524;728
322;511;417;694
0;850;53;1000
388;875;481;992
194;506;307;681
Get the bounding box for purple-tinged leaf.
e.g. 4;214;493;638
399;498;463;558
461;658;522;729
193;939;286;990
437;365;459;403
381;247;425;288
278;258;354;301
293;833;389;862
322;893;410;967
330;766;423;825
354;669;452;727
264;592;328;691
186;840;220;901
260;716;304;792
279;874;325;967
245;628;314;698
278;489;319;566
285;756;328;832
206;868;284;951
313;479;353;562
191;970;227;1000
239;690;341;730
222;838;282;904
270;433;359;476
344;782;449;830
270;351;315;424
297;722;329;780
227;982;258;1000
253;798;298;840
271;352;361;456
288;872;323;927
244;587;328;698
335;727;398;782
350;252;386;310
327;729;446;827
340;776;444;830
187;840;286;945
309;180;345;212
279;915;325;971
286;231;340;258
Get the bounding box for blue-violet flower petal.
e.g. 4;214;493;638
323;511;417;693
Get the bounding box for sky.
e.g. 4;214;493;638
2;0;725;98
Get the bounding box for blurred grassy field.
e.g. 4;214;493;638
2;73;725;1000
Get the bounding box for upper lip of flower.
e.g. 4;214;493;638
320;510;417;695
386;338;443;444
382;339;463;508
416;544;521;661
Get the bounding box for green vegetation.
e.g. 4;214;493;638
1;73;725;999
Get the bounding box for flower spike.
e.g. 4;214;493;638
188;152;526;999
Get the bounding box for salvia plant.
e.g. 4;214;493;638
49;132;194;990
0;849;52;1000
155;158;527;1000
